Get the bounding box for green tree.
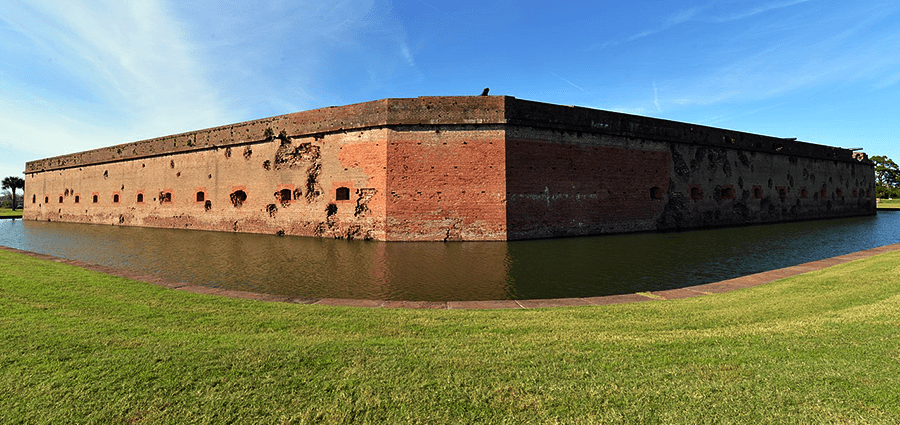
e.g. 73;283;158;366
871;155;900;199
1;176;24;211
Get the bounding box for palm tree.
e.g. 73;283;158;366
1;176;25;211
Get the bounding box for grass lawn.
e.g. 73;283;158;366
877;199;900;208
1;248;899;423
0;207;23;217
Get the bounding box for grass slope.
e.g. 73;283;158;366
0;207;22;217
877;199;900;208
1;248;899;424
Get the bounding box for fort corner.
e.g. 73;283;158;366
23;96;876;241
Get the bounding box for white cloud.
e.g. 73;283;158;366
624;6;702;43
551;72;590;94
653;80;661;112
711;0;813;22
614;1;812;46
640;1;900;111
0;0;419;177
0;0;230;161
174;0;418;111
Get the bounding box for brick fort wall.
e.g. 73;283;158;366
23;96;876;241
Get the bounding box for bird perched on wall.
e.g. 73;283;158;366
481;88;489;96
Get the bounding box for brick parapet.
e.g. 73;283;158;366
24;97;507;174
26;95;867;174
502;98;867;165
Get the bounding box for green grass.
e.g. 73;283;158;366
877;198;900;208
0;207;22;217
1;248;899;424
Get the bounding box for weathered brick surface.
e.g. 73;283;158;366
25;129;390;240
23;96;875;241
385;125;506;241
506;128;670;239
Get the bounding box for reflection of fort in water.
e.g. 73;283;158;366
3;212;897;301
24;96;874;242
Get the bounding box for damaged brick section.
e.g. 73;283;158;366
274;141;323;202
230;190;247;207
354;188;377;217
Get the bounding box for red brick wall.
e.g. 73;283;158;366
23;96;875;241
385;126;507;241
505;130;670;239
24;130;391;240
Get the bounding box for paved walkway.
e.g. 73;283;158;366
2;242;900;310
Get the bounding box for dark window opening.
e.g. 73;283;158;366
161;192;172;203
778;187;786;200
721;187;735;200
137;193;144;203
650;186;663;200
57;196;62;203
800;188;808;198
113;194;120;203
196;191;205;202
74;195;80;203
32;194;36;203
836;189;843;198
230;190;247;207
92;195;98;203
336;187;351;201
45;196;49;204
753;186;763;200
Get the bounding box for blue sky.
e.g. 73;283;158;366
2;0;899;182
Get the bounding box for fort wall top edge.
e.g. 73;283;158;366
25;95;867;174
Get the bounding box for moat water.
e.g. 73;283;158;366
1;212;899;301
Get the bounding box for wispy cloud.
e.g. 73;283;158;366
0;0;418;176
653;80;661;112
639;0;900;111
625;6;702;43
607;0;813;47
711;0;814;23
551;72;590;94
0;0;229;160
175;0;418;111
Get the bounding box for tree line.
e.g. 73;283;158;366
872;156;900;199
1;176;25;210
